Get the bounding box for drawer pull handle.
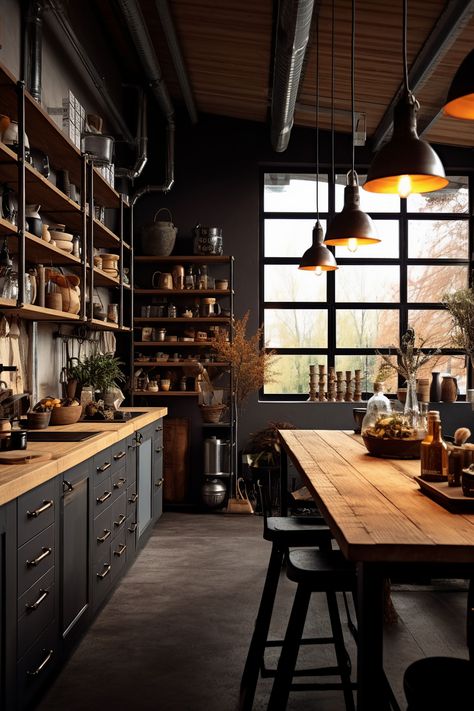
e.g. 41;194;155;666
97;461;111;473
27;500;53;518
128;522;138;533
113;450;127;461
25;588;50;612
155;478;164;488
26;649;54;677
96;563;111;580
155;426;163;432
97;529;111;543
114;514;126;528
26;547;52;568
114;543;127;557
63;480;74;493
155;447;162;453
113;477;126;489
96;491;112;504
128;493;138;504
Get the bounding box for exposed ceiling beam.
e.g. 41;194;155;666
371;0;474;152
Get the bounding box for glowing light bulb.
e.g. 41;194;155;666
397;174;412;198
347;238;358;253
314;266;323;276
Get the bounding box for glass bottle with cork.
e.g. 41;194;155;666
361;382;391;434
420;410;448;482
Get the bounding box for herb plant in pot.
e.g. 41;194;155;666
67;354;125;415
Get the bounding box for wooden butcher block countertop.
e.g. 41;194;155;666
0;407;167;506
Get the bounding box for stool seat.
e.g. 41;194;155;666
265;516;332;547
404;656;473;710
287;549;355;591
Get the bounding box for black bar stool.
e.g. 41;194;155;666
239;478;352;711
267;548;356;711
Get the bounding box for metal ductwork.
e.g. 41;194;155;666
117;0;175;200
45;0;134;144
154;0;198;124
115;88;148;181
271;0;315;152
26;0;44;103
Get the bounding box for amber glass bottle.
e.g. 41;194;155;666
420;412;448;481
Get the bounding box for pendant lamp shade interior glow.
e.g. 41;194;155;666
324;0;379;250
299;221;338;273
443;50;474;120
325;170;379;248
364;0;447;196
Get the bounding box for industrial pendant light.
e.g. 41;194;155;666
364;0;448;197
324;0;379;250
443;50;474;120
298;8;337;274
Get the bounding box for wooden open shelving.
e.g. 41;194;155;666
132;390;200;397
134;316;231;324
134;289;232;296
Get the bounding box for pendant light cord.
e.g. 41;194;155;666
315;10;320;221
331;0;335;187
403;0;409;92
351;0;355;175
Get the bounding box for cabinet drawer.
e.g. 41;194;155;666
112;493;127;536
92;545;113;610
93;505;113;556
126;516;137;557
126;482;138;520
17;620;58;710
154;421;164;446
18;480;56;547
111;529;127;582
112;468;128;500
93;478;114;513
93;444;128;485
18;525;55;597
18;569;55;659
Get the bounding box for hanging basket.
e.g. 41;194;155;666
199;403;226;423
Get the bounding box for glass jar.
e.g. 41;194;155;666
361;383;391;435
167;303;177;318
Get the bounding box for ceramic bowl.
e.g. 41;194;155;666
50;230;73;242
362;434;423;459
49;405;82;426
54;240;73;253
26;411;51;429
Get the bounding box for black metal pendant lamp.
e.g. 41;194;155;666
298;7;337;274
364;0;448;196
324;0;379;251
443;50;474;120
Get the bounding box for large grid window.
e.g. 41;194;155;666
261;172;471;399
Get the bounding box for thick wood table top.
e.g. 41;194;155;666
279;430;474;565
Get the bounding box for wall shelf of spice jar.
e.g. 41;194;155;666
0;60;132;331
131;254;235;503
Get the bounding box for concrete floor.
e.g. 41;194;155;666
36;513;468;711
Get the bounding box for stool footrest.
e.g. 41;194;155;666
265;635;335;648
290;681;357;692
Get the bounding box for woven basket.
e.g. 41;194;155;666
199;404;226;423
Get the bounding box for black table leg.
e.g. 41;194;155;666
356;562;390;710
279;449;288;517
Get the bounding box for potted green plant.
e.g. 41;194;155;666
67;353;125;401
443;286;474;369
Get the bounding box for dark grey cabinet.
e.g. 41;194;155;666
62;463;90;645
0;415;164;710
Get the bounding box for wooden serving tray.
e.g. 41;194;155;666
414;476;474;513
0;450;53;465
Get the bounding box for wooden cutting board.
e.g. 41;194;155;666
0;450;53;465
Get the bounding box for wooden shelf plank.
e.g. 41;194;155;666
133;361;228;367
134;289;232;296
134;255;232;264
134;341;217;347
6;229;83;266
0;301;81;322
88;320;131;332
93;219;122;249
134;317;230;324
132;390;200;397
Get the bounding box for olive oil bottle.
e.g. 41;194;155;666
420;411;448;482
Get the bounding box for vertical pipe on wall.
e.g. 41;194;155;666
17;81;26;307
26;0;44;102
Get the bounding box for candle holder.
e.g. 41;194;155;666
353;369;362;402
327;366;336;402
318;364;327;402
344;370;353;402
336;371;344;402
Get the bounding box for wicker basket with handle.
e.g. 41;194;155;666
199;404;226;423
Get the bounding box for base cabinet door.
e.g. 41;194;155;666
136;428;153;539
62;463;90;644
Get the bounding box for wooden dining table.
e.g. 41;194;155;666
278;429;474;711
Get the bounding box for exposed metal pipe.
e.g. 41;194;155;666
26;0;44;102
117;0;176;201
116;0;174;121
45;0;134;144
271;0;315;152
115;88;148;181
154;0;198;124
132;121;175;205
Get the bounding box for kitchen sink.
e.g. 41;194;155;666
24;431;99;443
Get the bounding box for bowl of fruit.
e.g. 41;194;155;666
33;397;82;426
362;414;424;459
